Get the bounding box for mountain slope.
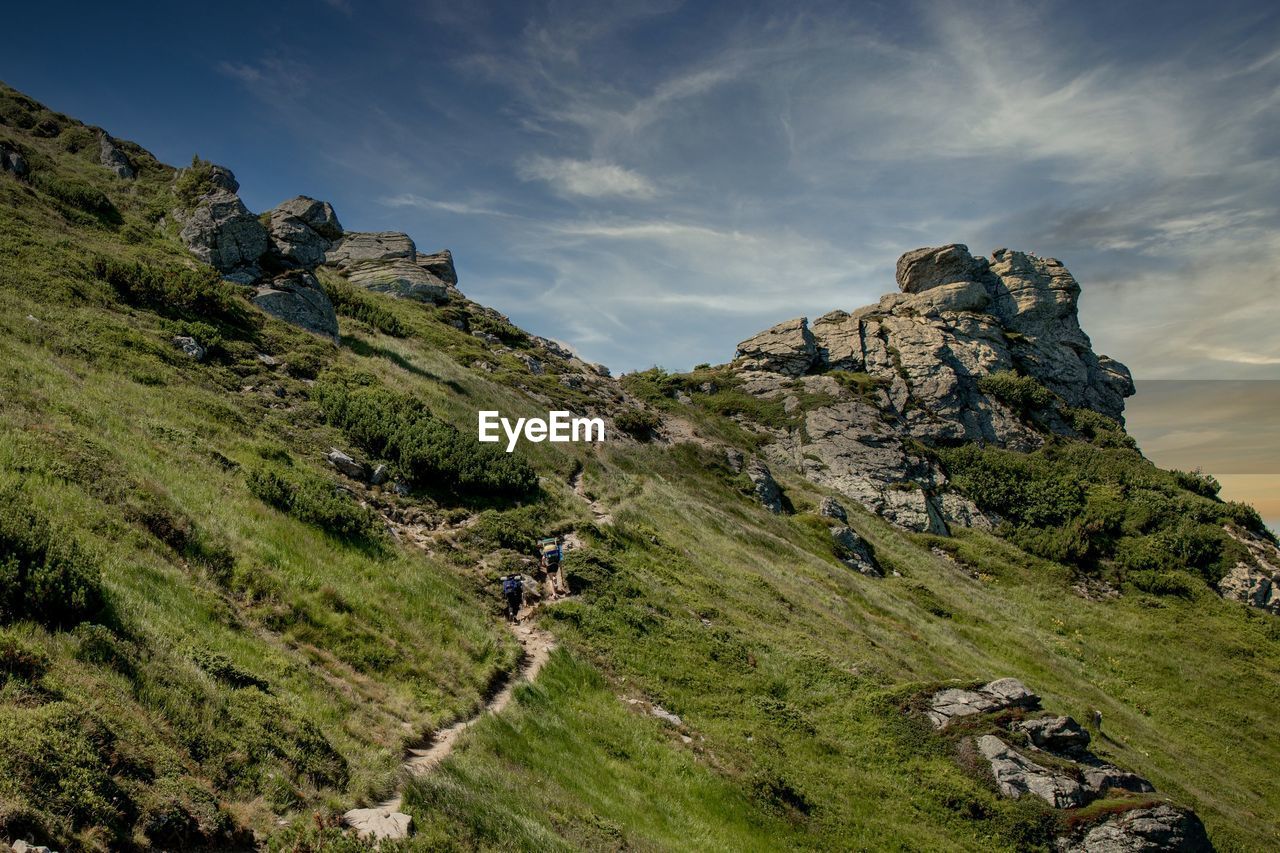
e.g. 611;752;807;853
1;83;1278;852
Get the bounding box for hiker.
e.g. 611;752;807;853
539;536;567;599
502;574;523;623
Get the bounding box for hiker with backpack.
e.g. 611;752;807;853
501;574;523;623
539;536;567;600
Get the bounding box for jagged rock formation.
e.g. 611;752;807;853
267;195;343;267
98;132;134;178
1017;715;1090;755
977;734;1086;808
746;460;784;513
830;525;880;576
733;244;1134;533
925;678;1039;727
326;232;450;304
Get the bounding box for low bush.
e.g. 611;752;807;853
312;371;539;498
32;172;117;219
978;370;1054;413
318;274;407;337
0;633;49;682
0;486;105;628
614;408;661;440
173;155;217;208
246;463;382;541
93;256;248;328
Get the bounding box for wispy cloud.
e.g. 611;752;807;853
517;156;658;199
381;193;519;218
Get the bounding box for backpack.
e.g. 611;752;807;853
502;576;521;595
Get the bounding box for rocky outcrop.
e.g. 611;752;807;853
1058;804;1212;852
819;496;847;522
925;678;1039;728
730;245;1134;532
977;734;1086;808
98;132;134;178
1218;529;1280;614
346;259;448;303
830;525;880;576
325;231;416;267
746;460;785;513
326;448;369;480
172;335;205;361
1017;715;1090;756
735;317;816;376
250;272;339;342
417;249;458;285
178;190;269;280
267;196;343;268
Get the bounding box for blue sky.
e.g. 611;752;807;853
3;0;1279;378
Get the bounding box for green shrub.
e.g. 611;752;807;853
1127;570;1202;599
978;370;1054;413
827;370;890;397
614;408;661;440
0;487;105;628
245;463;382;541
0;633;48;682
187;646;269;690
92;256;248;327
1171;468;1221;499
318;274;407;337
312;371;539;498
32;172;117;218
173;155;217;208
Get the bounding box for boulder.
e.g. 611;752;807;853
370;464;390;486
976;734;1086;808
416;248;457;285
746;460;784;513
1017;715;1090;755
171;335;205;361
326;449;369;480
735;317;817;376
179;190;269;277
273;195;343;240
207;164;239;193
1;144;29;177
925;678;1039;728
98;132;134;178
830;525;881;576
896;243;989;294
267;207;331;267
343;807;412;841
325;231;416;268
251;271;339;342
345;258;449;303
1059;804;1212;853
1218;529;1280;614
818;496;847;522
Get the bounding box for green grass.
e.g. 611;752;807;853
2;79;1278;852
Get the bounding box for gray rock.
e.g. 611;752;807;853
370;464;390;486
326;448;369;480
818;496;848;522
1218;529;1280;614
98;132;134;178
343;807;412;841
179;190;270;275
976;734;1085;808
2;144;29;177
725;449;745;473
560;373;585;390
735;317;817;376
1080;762;1154;796
267;207;332;268
831;525;881;576
273;195;343;240
896;243;990;294
11;840;54;853
325;231;416;268
1018;715;1090;755
416;248;457;285
251;271;339;342
650;704;684;726
207;164;239;193
519;354;544;375
925;677;1040;728
171;335;205;361
345;258;448;303
592;363;612;377
391;481;412;497
746;460;784;513
1059;804;1211;852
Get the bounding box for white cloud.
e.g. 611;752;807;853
517;156;658;199
381;193;518;218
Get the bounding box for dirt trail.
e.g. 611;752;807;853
344;614;557;839
570;468;613;525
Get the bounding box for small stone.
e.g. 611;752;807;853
370;464;390;486
172;335;205;361
976;734;1085;808
818;496;847;522
343;807;412;841
326;448;369;480
650;704;683;726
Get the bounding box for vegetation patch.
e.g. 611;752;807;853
0;486;105;628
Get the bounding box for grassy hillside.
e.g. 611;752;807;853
1;83;1278;852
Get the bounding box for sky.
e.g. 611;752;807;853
2;0;1277;517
